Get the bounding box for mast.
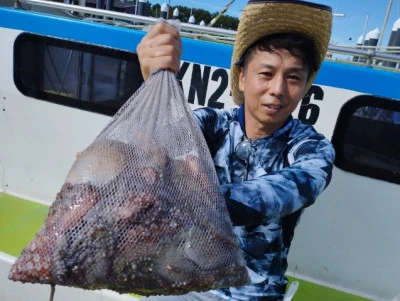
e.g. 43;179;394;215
361;13;370;44
377;0;394;49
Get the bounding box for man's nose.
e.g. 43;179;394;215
269;75;285;96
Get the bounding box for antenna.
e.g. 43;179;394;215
208;0;235;27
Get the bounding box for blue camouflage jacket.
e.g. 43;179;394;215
193;105;335;301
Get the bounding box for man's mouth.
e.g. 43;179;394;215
264;104;283;109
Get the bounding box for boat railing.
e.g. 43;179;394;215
15;0;237;37
11;0;400;70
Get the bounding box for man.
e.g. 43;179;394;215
137;1;335;300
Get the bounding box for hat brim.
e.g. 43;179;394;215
231;1;332;106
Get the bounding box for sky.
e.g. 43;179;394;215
149;0;400;48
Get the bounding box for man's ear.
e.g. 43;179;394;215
238;67;245;92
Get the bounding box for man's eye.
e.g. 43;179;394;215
261;72;273;77
288;74;301;80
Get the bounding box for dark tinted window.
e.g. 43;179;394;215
14;33;143;116
332;95;400;184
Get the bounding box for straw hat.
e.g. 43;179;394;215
231;0;332;105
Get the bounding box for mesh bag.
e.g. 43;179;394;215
8;69;249;296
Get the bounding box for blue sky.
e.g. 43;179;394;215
150;0;400;47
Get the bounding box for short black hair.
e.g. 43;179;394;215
237;33;318;79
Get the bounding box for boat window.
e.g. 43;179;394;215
332;95;400;185
14;33;143;116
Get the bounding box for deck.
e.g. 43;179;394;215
0;192;371;300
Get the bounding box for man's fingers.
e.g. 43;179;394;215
145;21;180;40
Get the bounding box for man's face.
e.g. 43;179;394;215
238;48;308;139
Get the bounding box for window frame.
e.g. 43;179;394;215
14;32;143;116
332;94;400;185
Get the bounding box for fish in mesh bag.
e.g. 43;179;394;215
8;69;250;297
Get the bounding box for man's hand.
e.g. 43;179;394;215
136;22;182;81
